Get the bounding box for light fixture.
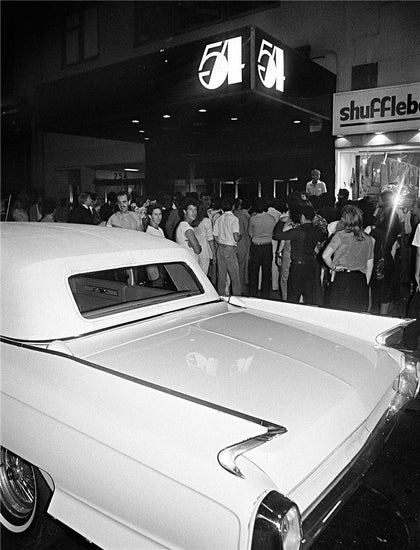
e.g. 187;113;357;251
293;120;301;124
163;114;171;119
374;131;384;135
230;117;238;121
144;137;150;141
132;119;140;124
198;108;207;113
381;153;388;165
139;129;145;133
124;168;139;172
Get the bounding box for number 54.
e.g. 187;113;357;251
257;39;285;92
198;37;244;90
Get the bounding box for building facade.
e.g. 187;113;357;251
2;1;420;202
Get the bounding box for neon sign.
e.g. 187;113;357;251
257;39;285;92
198;37;244;90
198;32;285;93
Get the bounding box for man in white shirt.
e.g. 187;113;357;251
306;169;327;197
146;204;165;238
106;192;143;231
213;197;241;296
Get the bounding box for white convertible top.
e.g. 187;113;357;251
0;223;218;340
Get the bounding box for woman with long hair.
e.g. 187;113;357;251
192;201;215;276
322;204;374;312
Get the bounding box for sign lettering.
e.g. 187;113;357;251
257;39;285;91
333;83;420;135
198;37;244;90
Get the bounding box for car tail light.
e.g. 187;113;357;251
251;491;302;550
390;354;420;413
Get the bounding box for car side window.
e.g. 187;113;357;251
69;262;203;318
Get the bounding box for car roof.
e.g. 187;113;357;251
1;223;218;341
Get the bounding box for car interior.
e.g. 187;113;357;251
68;263;203;318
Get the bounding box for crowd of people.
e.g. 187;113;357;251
4;182;420;317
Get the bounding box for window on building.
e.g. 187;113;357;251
134;1;279;45
351;62;378;91
64;5;98;66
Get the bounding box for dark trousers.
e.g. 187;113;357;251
249;243;272;299
287;262;316;305
328;271;368;312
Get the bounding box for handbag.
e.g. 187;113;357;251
374;244;385;281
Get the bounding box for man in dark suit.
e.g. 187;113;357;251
69;192;95;224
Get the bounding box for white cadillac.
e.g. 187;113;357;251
1;222;419;550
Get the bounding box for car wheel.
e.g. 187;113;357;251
0;447;63;549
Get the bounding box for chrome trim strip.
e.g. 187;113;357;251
301;407;401;547
375;321;410;346
0;336;286;440
0;300;223;344
218;424;287;479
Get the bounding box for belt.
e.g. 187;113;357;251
335;268;362;273
252;242;271;246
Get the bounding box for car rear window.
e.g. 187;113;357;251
69;262;204;318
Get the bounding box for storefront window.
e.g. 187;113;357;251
336;149;420;201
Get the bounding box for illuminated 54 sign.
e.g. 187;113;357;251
197;28;286;95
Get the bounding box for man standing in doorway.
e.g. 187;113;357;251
306;169;327;197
